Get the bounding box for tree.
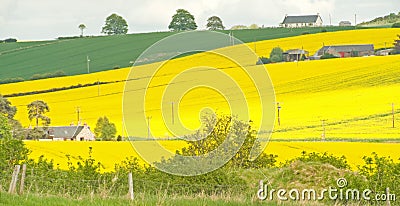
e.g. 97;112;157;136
206;16;225;30
269;47;284;63
78;24;86;37
248;24;259;29
168;9;198;31
94;116;117;141
27;100;50;127
395;35;400;49
0;94;16;120
101;13;128;35
156;114;277;174
0;114;12;140
230;25;248;30
393;23;400;28
0;95;25;139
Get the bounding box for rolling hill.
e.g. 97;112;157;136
0;26;361;81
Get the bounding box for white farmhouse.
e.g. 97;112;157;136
281;14;323;28
47;124;95;141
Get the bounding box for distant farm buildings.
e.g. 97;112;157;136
311;44;375;59
283;49;309;62
339;21;352;26
281;14;323;28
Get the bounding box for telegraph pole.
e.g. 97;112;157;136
76;107;80;125
97;79;100;96
277;102;281;126
171;102;175;125
147;116;152;139
321;119;327;141
393;103;395;128
87;56;90;74
254;37;257;53
354;14;357;29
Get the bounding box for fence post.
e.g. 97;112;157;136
386;187;391;206
128;172;134;200
19;164;27;195
8;165;21;194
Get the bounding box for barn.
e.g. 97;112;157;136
311;44;375;59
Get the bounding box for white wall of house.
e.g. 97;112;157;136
76;126;95;141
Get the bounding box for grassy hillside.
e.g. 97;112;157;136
359;12;400;27
0;26;358;81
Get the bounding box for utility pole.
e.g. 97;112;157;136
321;119;327;141
171;102;174;125
87;56;90;74
354;14;357;29
277;102;281;126
254;37;257;53
329;14;332;26
121;118;124;140
76;107;80;125
97;79;100;96
393;103;395;128
147;116;152;139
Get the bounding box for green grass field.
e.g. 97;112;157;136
0;26;358;81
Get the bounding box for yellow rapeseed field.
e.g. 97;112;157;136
24;141;400;171
2;28;400;170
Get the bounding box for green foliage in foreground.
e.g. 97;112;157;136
1;115;400;205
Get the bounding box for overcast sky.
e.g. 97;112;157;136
0;0;399;40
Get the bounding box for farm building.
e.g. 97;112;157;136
281;14;323;28
283;49;309;62
339;21;352;26
47;124;95;141
311;44;374;59
376;49;394;56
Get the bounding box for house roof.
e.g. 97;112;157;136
283;49;309;54
48;126;84;139
282;15;321;24
320;44;374;53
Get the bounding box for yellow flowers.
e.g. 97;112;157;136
24;141;400;171
3;28;400;171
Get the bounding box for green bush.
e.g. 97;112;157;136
269;47;283;62
0;77;24;84
256;56;271;65
392;22;400;28
30;70;66;81
285;151;350;169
